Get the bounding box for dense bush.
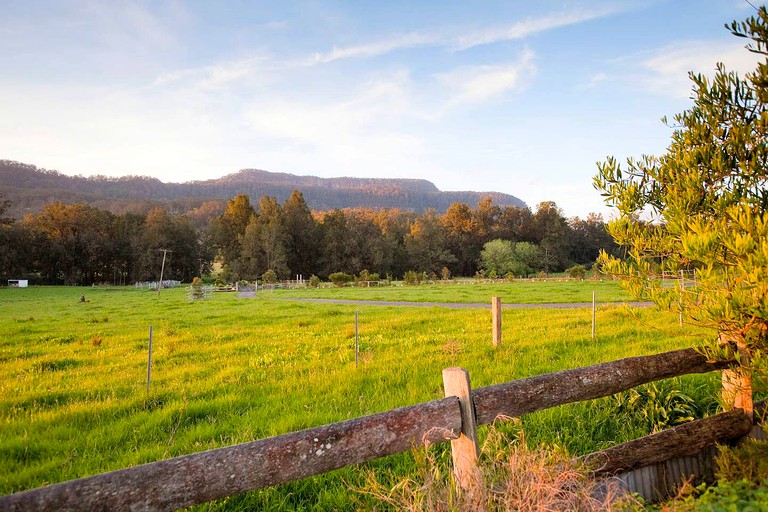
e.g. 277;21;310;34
328;272;353;287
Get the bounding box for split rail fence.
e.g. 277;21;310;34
1;347;759;511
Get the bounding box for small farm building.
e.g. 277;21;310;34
8;279;28;288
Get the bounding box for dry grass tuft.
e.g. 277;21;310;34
355;420;638;511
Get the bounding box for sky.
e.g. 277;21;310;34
0;1;763;218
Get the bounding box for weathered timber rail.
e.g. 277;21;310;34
585;409;753;475
1;399;461;511
0;347;749;511
472;347;729;424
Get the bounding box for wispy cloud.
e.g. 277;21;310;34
311;5;622;64
313;32;440;63
455;7;621;50
151;55;270;90
639;40;761;98
236;70;436;177
437;49;536;106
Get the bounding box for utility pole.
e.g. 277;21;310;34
157;249;172;297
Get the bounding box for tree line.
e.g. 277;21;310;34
0;191;618;285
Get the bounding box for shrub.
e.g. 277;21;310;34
261;270;278;284
308;275;321;288
566;265;587;280
328;272;353;287
403;270;421;286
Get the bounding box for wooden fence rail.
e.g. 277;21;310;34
0;348;746;511
1;399;461;512
472;347;730;425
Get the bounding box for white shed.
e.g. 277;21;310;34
8;279;28;288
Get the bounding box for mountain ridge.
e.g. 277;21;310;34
0;160;526;218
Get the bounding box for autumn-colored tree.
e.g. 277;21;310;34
496;205;535;242
442;202;480;276
211;194;255;265
24;202;116;284
405;209;457;274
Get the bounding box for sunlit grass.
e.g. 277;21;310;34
0;285;718;509
272;279;634;303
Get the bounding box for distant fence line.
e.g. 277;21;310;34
134;280;181;290
270;276;611;289
1;346;757;511
185;285;215;302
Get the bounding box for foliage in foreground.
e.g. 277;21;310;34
595;7;768;357
355;422;638;511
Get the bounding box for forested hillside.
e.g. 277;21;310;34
0;188;616;285
0;160;525;218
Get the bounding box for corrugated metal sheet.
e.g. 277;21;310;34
604;425;765;503
607;446;719;503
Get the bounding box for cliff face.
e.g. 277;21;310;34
0;160;526;218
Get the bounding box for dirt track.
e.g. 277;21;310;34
279;298;653;309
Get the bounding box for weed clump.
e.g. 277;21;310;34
355;421;637;511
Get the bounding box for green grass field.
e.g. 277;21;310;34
0;283;721;510
273;278;634;303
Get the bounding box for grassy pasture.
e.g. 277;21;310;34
0;283;720;510
272;278;634;303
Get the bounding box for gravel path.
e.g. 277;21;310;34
280;298;653;309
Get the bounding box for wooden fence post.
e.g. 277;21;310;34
491;297;502;347
442;367;481;496
720;333;753;420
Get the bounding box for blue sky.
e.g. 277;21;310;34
1;1;762;218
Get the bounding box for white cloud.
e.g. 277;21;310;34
639;40;762;98
238;71;433;176
313;33;439;63
454;7;621;50
586;72;610;88
437;49;536;106
151;55;271;91
310;6;622;64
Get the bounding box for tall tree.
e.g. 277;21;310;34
569;213;619;264
496;205;535;242
405;209;456;274
236;196;289;279
531;201;571;273
134;208;200;282
474;196;501;244
0;196;32;280
594;8;768;396
442;202;480;276
24;202;116;284
282;190;319;278
319;209;356;276
211;195;255;265
371;208;414;278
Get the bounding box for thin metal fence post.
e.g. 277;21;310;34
147;326;153;392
